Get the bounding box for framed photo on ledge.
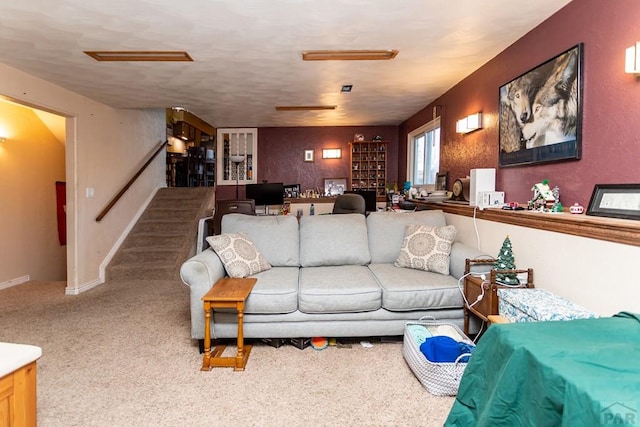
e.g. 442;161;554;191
324;178;347;196
435;172;448;191
586;184;640;220
498;44;583;167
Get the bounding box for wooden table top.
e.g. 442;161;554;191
202;277;257;302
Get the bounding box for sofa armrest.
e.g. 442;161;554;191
449;242;491;280
180;248;226;339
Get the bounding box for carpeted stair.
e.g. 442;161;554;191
105;187;214;281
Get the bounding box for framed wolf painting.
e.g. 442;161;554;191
499;44;583;167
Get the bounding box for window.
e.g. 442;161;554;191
408;118;440;186
216;128;258;185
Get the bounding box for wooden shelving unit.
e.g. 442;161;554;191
350;140;387;195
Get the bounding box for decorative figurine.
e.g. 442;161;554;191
530;179;556;211
569;203;584;214
494;236;519;285
551;185;563;212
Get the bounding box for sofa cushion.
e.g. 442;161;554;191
221;214;300;267
243;267;299;314
299;214;371;267
298;266;381;313
367;211;448;264
206;232;271;278
394;224;457;275
368;263;463;311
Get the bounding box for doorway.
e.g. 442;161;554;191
0;98;67;287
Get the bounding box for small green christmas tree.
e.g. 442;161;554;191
494;236;518;285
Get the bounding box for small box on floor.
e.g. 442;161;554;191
261;338;286;348
288;338;311;350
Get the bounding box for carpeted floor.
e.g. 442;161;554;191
0;279;455;426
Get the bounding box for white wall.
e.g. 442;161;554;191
445;213;640;317
0;63;166;293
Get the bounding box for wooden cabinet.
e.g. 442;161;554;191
0;342;40;427
462;258;534;335
350;140;387;195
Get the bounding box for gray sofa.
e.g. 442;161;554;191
180;210;484;342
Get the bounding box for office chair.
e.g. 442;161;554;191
332;193;366;215
210;199;256;236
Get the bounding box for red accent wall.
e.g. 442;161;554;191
400;0;640;206
215;125;399;200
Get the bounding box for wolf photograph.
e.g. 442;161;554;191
499;44;582;167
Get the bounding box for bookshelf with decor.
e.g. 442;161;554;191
350;140;387;195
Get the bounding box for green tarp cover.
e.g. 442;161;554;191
445;312;640;426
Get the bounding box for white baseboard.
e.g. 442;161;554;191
65;278;102;295
0;275;30;291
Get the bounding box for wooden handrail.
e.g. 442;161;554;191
96;140;168;222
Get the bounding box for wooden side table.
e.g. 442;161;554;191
463;258;534;335
201;277;257;371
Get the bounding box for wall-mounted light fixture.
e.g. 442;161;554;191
0;136;6;143
625;42;640;74
456;112;483;134
322;148;342;159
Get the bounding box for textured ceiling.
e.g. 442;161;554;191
0;0;571;128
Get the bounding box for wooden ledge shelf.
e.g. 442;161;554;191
285;196;386;204
414;201;640;248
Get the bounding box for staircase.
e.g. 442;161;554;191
105;187;214;281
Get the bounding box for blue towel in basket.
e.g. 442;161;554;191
420;336;473;363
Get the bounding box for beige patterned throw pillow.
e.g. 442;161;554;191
206;232;271;278
394;224;457;275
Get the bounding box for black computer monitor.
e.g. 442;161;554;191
245;182;285;208
345;190;377;212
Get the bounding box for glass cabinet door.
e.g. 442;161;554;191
216;128;258;186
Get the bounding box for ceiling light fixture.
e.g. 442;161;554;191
275;105;337;111
341;85;353;93
84;51;193;62
302;50;398;61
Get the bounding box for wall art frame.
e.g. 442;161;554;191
586;184;640;220
499;43;583;167
304;149;314;162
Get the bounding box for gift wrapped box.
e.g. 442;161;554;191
498;288;598;323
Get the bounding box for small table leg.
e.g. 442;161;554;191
201;301;212;371
234;301;252;371
235;303;245;370
463;307;469;336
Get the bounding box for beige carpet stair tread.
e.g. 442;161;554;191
104;187;214;281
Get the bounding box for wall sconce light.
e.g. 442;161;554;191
456;112;483;134
0;136;5;143
625;42;640;74
322;148;342;159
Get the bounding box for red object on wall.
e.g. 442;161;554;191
55;181;66;246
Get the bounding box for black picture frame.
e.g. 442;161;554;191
586;184;640;220
436;172;448;191
499;44;583;167
283;184;301;198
